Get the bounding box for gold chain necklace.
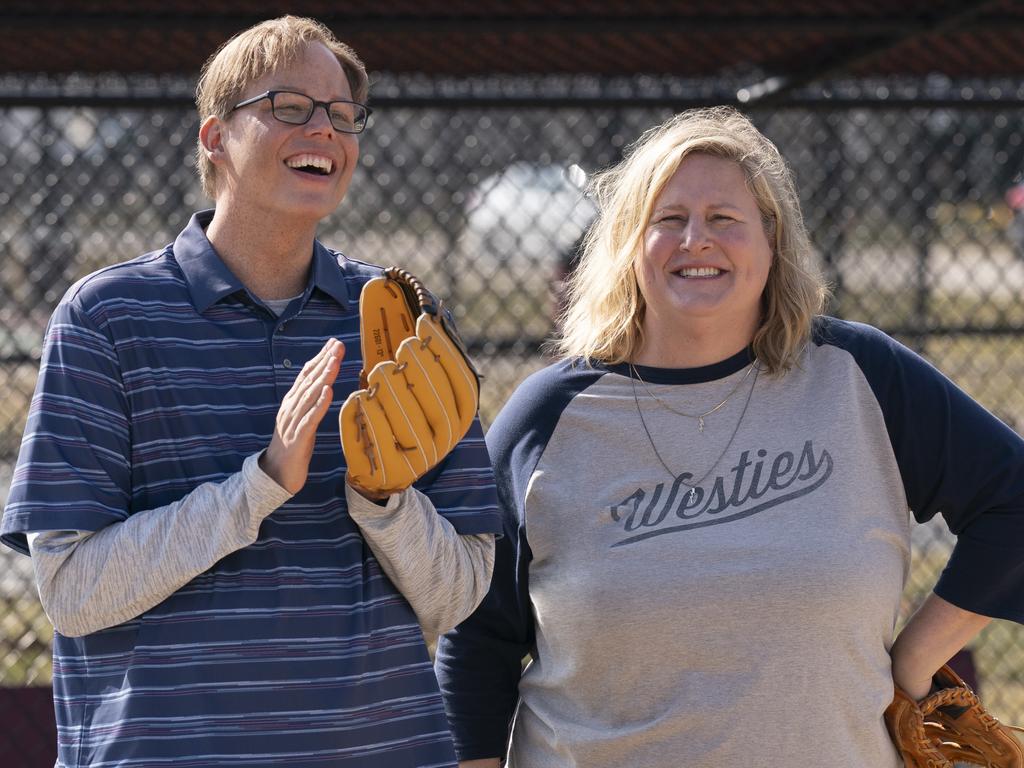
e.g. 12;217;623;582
629;363;760;503
631;361;754;433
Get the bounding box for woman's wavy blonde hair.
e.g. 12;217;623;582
554;106;827;374
194;15;368;198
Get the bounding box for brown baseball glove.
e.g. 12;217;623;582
339;267;480;497
885;664;1024;767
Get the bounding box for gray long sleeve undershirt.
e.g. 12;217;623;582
345;483;495;642
28;452;494;639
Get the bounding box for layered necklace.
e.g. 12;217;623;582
632;361;755;433
629;361;760;503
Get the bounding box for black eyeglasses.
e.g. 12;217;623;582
230;90;371;134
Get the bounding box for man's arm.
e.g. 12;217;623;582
29;452;291;636
346;484;495;639
26;337;344;636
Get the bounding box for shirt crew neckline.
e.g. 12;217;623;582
604;346;755;385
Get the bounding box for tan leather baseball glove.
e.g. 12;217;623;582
885;663;1024;767
339;267;480;497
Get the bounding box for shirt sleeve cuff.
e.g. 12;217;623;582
344;483;411;528
934;529;1024;623
243;451;295;515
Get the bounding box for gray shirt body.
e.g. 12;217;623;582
513;347;902;767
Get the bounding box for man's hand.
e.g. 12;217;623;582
261;338;344;494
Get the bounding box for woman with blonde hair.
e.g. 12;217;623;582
435;106;1024;767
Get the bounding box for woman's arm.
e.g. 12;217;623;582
890;592;991;700
435;517;533;764
434;403;540;764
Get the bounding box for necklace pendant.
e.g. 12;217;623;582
697;416;705;433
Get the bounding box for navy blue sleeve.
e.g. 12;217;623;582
817;317;1024;622
434;359;604;761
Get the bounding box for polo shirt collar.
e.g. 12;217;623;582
174;210;241;313
310;239;352;311
174;209;351;314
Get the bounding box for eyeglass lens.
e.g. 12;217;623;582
272;92;367;132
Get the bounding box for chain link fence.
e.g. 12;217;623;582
2;74;1024;761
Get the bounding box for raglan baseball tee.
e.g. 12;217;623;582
435;317;1024;768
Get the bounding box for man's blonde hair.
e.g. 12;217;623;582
194;15;368;198
555;106;828;374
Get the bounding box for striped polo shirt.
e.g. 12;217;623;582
1;210;501;767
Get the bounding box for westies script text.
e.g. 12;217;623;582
609;440;832;547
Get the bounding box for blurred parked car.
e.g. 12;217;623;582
451;162;595;343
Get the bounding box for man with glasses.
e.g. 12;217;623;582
1;15;500;768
